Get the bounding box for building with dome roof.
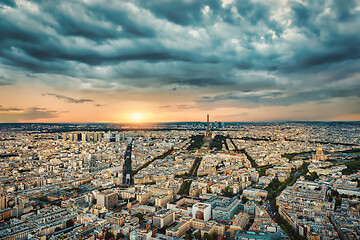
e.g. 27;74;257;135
312;144;328;161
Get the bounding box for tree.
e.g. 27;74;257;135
242;196;248;204
223;186;235;197
212;232;219;240
331;189;340;197
203;233;213;240
305;172;319;181
66;219;74;228
105;231;115;240
135;212;144;225
92;198;97;204
116;232;124;239
55;226;62;232
184;234;193;240
194;231;201;240
135;212;143;219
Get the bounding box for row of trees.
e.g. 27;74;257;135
342;159;360;175
178;180;192;195
104;231;124;240
304;171;319;181
132;147;173;174
189;157;202;176
187;135;204;150
209;135;226;151
266;163;309;240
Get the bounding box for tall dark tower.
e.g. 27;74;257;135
205;114;212;141
122;140;134;186
206;114;210;133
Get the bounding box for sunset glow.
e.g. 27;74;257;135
130;113;144;123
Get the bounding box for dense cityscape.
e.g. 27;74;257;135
1;0;360;239
0;118;359;240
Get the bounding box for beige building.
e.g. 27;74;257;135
165;218;226;238
166;220;190;238
152;209;175;229
230;212;250;237
155;194;173;207
0;195;7;210
312;144;328;161
97;191;118;209
136;191;152;204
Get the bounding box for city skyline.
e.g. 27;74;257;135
1;0;360;123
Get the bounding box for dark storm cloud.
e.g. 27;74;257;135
139;0;222;26
173;77;233;87
0;0;359;108
199;86;360;107
44;93;94;103
0;0;16;8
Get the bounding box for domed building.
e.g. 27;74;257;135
312;144;328;161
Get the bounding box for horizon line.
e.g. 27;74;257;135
1;120;360;124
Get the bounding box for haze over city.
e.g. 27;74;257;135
1;0;360;123
1;1;360;239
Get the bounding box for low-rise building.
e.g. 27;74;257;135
153;209;175;229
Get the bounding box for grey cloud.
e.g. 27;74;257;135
173;77;234;87
0;107;58;122
44;93;94;103
176;105;192;109
0;105;23;111
0;75;13;86
139;0;221;26
199;86;360;108
159;105;171;109
0;0;359;111
0;0;16;7
26;73;38;78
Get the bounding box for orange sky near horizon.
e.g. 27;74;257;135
1;0;360;123
1;81;359;123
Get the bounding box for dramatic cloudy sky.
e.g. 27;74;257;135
0;0;360;123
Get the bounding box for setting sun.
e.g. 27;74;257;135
131;113;144;122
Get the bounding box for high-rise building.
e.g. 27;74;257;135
122;140;134;186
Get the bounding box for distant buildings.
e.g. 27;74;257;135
0;123;359;240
